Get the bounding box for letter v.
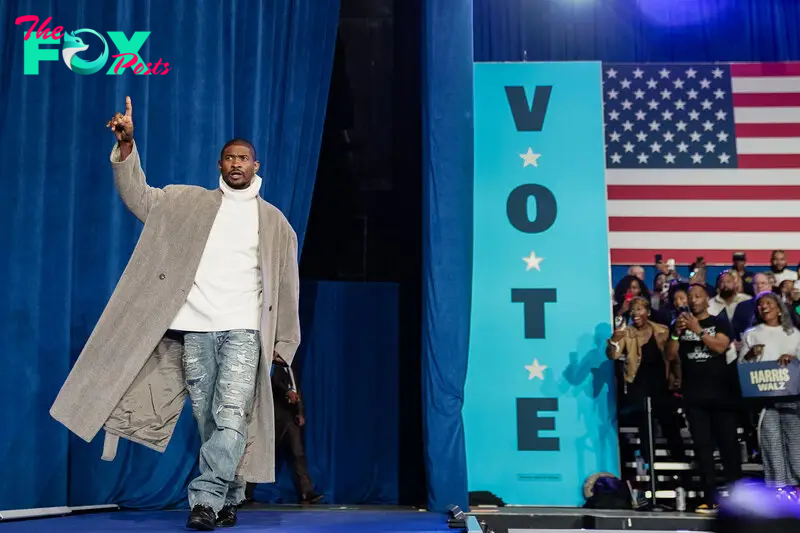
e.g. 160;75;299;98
505;86;552;132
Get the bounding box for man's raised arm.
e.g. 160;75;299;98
106;96;165;222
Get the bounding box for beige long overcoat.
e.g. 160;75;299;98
49;141;300;483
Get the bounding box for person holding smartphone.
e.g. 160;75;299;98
739;292;800;496
667;284;742;514
606;297;684;467
613;275;651;320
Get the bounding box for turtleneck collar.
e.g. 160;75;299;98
219;174;262;201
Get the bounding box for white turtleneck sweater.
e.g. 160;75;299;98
170;175;263;332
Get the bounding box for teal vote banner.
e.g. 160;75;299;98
464;62;619;506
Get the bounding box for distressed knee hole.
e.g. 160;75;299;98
217;404;245;418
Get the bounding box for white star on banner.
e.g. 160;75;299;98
525;359;548;380
523;251;544;271
520;148;541;167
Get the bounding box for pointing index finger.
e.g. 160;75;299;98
125;96;132;117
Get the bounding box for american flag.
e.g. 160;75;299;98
603;62;800;266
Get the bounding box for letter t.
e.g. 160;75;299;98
511;288;558;339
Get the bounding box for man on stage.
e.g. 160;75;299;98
49;97;301;531
245;355;323;504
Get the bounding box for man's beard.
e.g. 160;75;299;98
719;288;735;299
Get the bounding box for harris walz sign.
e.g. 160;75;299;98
738;359;800;398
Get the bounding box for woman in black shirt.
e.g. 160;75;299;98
607;297;684;467
667;284;741;514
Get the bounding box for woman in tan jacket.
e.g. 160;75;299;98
607;296;685;464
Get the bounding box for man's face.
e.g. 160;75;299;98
754;274;772;294
630;266;644;281
734;258;746;271
718;273;737;296
219;144;259;189
772;251;787;272
689;285;708;314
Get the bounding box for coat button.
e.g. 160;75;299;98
268;305;273;311
159;273;166;280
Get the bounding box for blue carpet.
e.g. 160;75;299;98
1;510;450;532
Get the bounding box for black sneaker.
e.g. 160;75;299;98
187;505;216;530
217;505;238;528
301;493;324;505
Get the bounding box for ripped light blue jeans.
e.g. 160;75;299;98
183;329;260;513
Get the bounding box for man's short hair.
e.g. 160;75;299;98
716;269;734;285
220;138;256;160
688;283;713;298
755;271;776;285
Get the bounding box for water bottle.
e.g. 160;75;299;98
635;450;647;477
675;487;686;511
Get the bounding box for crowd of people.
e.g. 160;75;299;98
607;251;800;514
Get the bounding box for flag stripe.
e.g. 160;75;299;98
607;168;800;185
734;107;800;123
737;138;800;154
732;93;800;107
608;217;800;232
738;154;800;168
610;249;794;266
607;200;800;218
730;63;800;77
736;123;800;138
609;232;800;250
731;76;800;94
607;185;800;201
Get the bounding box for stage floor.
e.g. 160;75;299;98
469;506;714;532
0;504;721;533
0;507;451;533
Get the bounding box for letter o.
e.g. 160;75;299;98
507;184;557;234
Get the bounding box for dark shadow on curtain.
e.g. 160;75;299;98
253;281;401;504
0;0;338;510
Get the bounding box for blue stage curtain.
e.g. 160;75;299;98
420;0;473;513
474;0;800;63
252;282;401;505
0;0;338;511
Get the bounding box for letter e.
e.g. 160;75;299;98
517;398;559;451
